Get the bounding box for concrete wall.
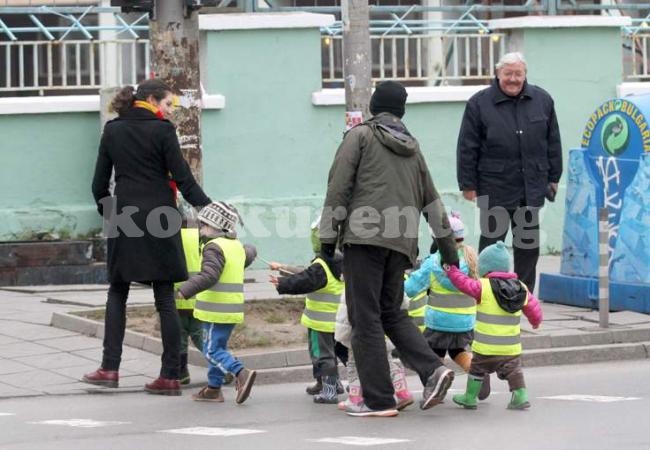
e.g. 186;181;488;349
0;113;100;240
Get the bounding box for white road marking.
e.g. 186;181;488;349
29;419;130;428
160;427;267;437
0;413;15;416
310;436;412;446
539;395;641;402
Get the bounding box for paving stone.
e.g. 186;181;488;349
0;385;41;398
41;382;95;396
0;358;37;375
0;335;20;345
35;335;101;352
2;369;77;388
578;310;650;326
0;342;60;359
14;352;95;370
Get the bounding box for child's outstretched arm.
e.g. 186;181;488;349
243;244;257;269
177;243;225;300
523;292;543;329
275;262;328;296
444;264;482;301
404;255;434;297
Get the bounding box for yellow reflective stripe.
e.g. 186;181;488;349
207;282;244;293
476;312;520;326
175;298;196;310
473;331;520;346
428;293;476;308
194;300;245;313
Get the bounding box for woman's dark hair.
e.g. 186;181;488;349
110;78;172;116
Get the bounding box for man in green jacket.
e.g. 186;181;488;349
319;80;460;417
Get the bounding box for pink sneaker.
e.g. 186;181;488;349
395;391;415;410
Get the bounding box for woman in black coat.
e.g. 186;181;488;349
83;79;211;395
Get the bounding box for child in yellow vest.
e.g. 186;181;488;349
270;222;345;405
405;213;490;399
175;202;257;403
443;241;543;410
174;197;204;385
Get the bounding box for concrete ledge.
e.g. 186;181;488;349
200;12;335;31
312;85;488;106
489;15;631;30
0;94;225;115
617;82;650;98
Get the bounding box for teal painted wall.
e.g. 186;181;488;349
521;26;623;254
0;23;628;270
0;113;101;240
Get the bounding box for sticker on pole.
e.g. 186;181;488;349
345;111;363;131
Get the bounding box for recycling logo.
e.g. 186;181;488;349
600;113;630;156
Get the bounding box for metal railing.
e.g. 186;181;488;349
322;32;505;86
624;31;650;81
0;39;149;93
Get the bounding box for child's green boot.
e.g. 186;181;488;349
452;375;483;410
507;388;531;410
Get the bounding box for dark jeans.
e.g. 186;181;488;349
102;281;181;379
344;244;444;410
479;204;540;291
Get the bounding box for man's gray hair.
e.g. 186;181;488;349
496;52;527;71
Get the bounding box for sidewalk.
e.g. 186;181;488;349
1;256;649;399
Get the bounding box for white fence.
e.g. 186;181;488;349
0;39;149;94
322;32;507;86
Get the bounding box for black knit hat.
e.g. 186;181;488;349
369;81;408;118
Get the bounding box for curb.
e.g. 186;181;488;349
51;311;650;385
51;311;312;371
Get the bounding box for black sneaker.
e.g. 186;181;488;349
421;366;455;410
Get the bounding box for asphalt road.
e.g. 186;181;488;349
1;360;649;450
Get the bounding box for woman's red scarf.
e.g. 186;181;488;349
133;100;178;198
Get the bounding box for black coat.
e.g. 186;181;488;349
456;80;563;209
92;107;211;283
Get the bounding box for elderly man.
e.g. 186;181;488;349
320;80;459;417
456;52;562;292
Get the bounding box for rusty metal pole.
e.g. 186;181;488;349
341;0;371;129
150;1;204;185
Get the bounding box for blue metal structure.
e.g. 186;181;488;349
540;95;650;313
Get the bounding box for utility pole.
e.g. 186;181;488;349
341;0;371;129
150;1;204;184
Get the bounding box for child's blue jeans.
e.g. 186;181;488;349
202;322;243;387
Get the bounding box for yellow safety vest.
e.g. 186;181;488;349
471;278;527;356
427;276;477;315
301;258;344;333
174;228;200;310
194;237;246;324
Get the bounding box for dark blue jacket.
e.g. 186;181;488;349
456;79;563;209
